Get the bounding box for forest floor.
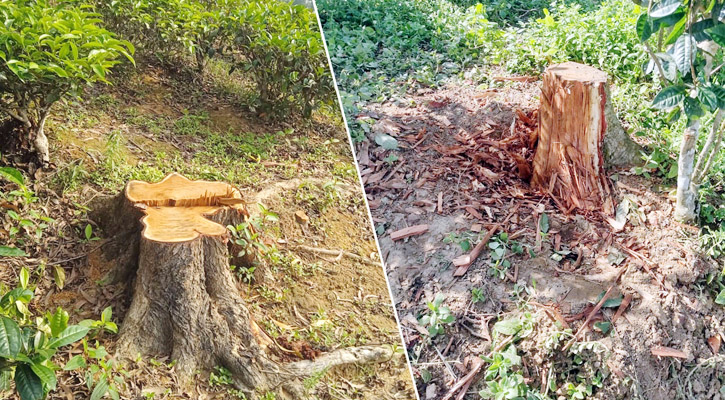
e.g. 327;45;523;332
0;63;414;400
356;72;725;399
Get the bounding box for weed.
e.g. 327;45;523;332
419;294;455;338
472;287;486;304
488;232;523;280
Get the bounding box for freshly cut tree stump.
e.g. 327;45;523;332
98;173;392;399
532;62;617;216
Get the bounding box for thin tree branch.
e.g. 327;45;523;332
695;113;725;184
693;109;724;183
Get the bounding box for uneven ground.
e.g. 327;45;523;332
0;63;415;399
356;74;725;399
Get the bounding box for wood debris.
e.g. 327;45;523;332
651;346;688;359
390;224;430;241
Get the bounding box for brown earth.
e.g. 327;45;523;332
356;77;725;399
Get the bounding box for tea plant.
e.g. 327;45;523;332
0;268;90;400
0;0;134;164
419;294;455;338
636;0;725;222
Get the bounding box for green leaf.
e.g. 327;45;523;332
0;369;11;391
711;85;725;109
14;364;43;400
85;224;92;241
673;34;696;74
0;166;24;186
649;0;682;18
539;213;549;234
49;307;69;337
101;307;112;323
0;316;22;358
0;246;28;257
91;378;109;400
707;24;725;47
47;325;89;349
683;97;704;120
663;13;687;45
698;87;719;112
636;13;653;42
652;85;686;109
30;362;56;391
493;318;522;336
374;134;398;150
716;289;725;305
19;267;29;290
62;355;87;371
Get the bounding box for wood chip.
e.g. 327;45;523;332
390;224;429;241
651;345;688;359
437;192;443;214
708;335;721;354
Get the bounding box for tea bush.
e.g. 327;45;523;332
92;0;334;117
228;1;335;117
0;0;134;164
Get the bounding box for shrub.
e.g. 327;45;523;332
500;0;647;81
0;0;134;165
94;0;333;117
228;1;335;117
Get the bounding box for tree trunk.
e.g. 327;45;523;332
98;173;392;399
532;62;616;216
675;120;701;222
32;113;50;166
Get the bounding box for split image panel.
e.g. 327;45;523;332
0;1;415;399
317;0;725;399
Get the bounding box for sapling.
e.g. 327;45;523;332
637;0;725;222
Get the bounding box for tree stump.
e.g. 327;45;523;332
98;173;392;399
532;62;618;215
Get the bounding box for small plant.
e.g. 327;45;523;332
488;232;523;280
419;293;455;338
0;268;90;400
83;224;101;243
471;287;486;304
231;265;256;284
227;222;268;258
69;341;128;400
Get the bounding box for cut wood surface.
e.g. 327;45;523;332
126;173;242;242
532;62;615;216
390;224;429;241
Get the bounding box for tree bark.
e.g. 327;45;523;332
532;62;616;215
96;174;392;399
675;120;701;222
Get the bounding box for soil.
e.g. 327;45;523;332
0;65;415;399
356;76;725;399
